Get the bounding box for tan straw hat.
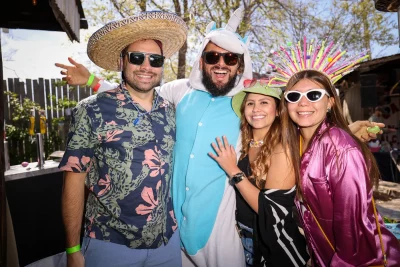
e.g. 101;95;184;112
87;11;188;71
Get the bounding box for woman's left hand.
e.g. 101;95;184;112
208;136;241;178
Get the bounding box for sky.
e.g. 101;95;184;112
1;27;98;80
1;10;400;81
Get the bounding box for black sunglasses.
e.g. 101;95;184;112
202;51;242;66
125;52;165;68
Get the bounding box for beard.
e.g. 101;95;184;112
201;67;238;97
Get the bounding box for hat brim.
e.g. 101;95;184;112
87;12;188;71
232;84;282;118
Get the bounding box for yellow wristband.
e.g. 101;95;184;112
66;244;81;254
86;73;95;87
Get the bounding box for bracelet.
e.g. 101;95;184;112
92;79;103;92
86;73;95;87
66;244;81;254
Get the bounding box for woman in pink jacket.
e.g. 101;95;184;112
280;69;400;266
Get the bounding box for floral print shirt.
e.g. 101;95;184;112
59;85;177;249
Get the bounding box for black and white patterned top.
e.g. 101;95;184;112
237;155;309;266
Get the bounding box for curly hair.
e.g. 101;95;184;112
239;94;284;189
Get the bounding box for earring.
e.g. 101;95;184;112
327;107;331;113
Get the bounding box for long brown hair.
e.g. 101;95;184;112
239;93;298;189
280;70;380;195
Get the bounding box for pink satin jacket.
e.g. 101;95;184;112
295;121;400;267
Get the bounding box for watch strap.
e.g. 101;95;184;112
229;172;245;186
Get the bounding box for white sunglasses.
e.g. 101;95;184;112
284;89;330;103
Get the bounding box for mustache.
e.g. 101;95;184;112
211;66;230;72
133;71;156;75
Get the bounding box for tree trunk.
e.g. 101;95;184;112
177;40;187;79
138;0;146;12
361;0;371;57
174;0;189;79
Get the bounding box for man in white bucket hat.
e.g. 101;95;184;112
58;11;187;267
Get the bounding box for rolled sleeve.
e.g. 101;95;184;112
59;104;97;173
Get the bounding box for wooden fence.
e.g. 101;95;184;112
3;78;93;164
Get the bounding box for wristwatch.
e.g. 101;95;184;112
229;172;246;186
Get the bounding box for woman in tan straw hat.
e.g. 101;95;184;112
209;79;309;266
58;11;188;267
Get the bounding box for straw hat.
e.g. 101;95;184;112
87;11;188;71
232;81;282;118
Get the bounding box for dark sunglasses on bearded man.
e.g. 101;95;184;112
202;51;242;66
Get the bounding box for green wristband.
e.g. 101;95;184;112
86;73;95;87
66;244;81;254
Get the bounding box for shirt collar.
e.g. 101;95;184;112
116;83;162;110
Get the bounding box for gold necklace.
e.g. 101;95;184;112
249;139;264;148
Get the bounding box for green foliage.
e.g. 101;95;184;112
81;0;398;77
48;81;78;110
383;216;399;224
4;91;40;164
4;90;71;165
44;117;66;156
99;69;120;84
50;96;78;110
52;116;65;126
5;91;40;123
5;124;27;140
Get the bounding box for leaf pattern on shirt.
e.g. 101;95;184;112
105;129;123;142
136;180;161;221
170;210;177;231
59;86;176;249
97;174;112;197
142;147;165;177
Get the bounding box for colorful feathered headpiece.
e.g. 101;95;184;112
267;37;369;87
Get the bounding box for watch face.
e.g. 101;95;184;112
230;172;244;186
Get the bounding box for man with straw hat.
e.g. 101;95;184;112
58;11;187;267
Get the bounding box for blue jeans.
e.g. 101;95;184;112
81;230;181;267
238;222;254;267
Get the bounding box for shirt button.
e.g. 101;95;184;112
190;154;194;158
156;139;158;143
183;217;186;220
211;98;215;101
186;187;189;191
198;122;203;126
